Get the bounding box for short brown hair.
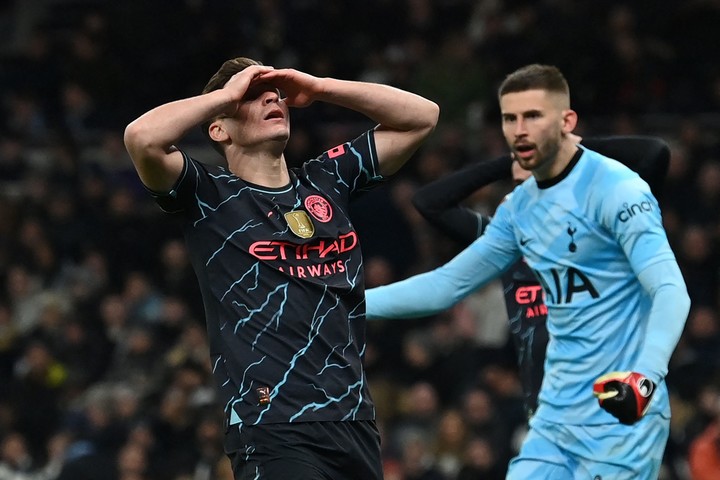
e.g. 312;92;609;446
200;57;263;155
498;64;569;100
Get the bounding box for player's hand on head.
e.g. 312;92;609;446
592;371;656;425
257;68;321;108
223;65;275;99
221;65;275;114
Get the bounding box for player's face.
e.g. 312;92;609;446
225;83;291;148
500;89;572;176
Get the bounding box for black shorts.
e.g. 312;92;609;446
228;420;382;480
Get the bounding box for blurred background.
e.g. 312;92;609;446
1;1;719;479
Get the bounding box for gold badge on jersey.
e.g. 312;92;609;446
284;210;315;238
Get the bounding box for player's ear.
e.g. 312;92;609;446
208;119;230;142
561;109;578;134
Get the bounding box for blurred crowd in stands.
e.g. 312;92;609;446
1;1;720;479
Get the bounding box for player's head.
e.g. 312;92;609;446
200;57;286;157
498;64;577;176
498;64;570;101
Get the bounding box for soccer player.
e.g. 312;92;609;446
124;57;439;480
409;135;670;419
365;64;690;479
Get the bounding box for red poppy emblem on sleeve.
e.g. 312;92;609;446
305;195;333;223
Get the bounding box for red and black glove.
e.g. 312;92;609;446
592;371;656;425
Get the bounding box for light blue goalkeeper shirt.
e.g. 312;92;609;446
366;147;690;425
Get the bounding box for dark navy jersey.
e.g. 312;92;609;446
151;131;382;434
500;260;548;417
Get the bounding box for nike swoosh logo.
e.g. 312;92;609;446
520;238;531;246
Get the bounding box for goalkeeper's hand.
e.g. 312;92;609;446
592;371;656;425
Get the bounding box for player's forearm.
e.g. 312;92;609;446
412;155;512;242
366;274;452;320
413;155;513;214
366;246;498;320
125;89;233;155
314;78;438;176
412;172;486;244
636;260;691;381
316;78;439;135
413;208;486;245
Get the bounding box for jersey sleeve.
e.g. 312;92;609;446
470;194;522;266
147;151;202;215
411;155;512;244
598;172;690;382
598;174;675;274
365;245;500;319
310;129;384;195
635;260;691;381
365;194;521;320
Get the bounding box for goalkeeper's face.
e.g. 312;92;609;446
500;89;576;177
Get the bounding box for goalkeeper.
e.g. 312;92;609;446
365;64;690;479
407;133;670;421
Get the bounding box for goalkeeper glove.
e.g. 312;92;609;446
592;371;656;425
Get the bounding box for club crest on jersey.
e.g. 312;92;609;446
305;195;333;223
567;222;577;252
284;211;315;238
